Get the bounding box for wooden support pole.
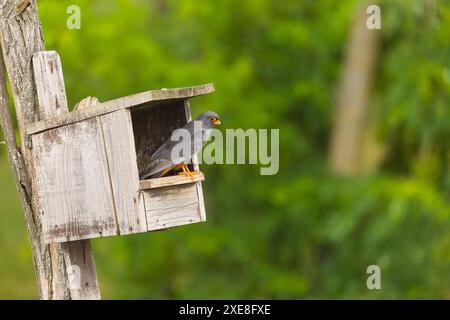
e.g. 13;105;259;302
0;0;100;299
33;51;100;299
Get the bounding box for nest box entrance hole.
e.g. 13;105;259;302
130;99;195;180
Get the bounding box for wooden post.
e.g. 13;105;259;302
0;1;100;299
33;51;101;299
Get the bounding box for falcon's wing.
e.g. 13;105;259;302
140;138;187;179
140;158;173;180
150;139;180;162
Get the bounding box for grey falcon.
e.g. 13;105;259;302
140;111;221;179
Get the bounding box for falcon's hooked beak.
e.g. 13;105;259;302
211;117;221;126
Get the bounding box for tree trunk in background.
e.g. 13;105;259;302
0;0;99;299
328;3;381;175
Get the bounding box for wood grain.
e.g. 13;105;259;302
140;172;204;190
61;240;100;300
62;96;101;300
144;184;203;230
32;51;101;299
100;109;147;235
0;0;69;300
32;117;117;243
32;51;68;120
27;83;215;135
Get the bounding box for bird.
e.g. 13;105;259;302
140;111;221;179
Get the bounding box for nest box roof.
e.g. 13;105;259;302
27;83;215;135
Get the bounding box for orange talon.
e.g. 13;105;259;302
178;164;196;181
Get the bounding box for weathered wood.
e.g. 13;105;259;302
64;94;101;299
32;51;100;299
16;0;32;14
32;51;68;120
144;184;203;230
27;83;215;135
0;47;33;204
184;100;207;221
61;102;100;299
33;97;208;243
140;172;204;190
33;117;118;243
100;109;147;235
0;31;43;297
61;240;100;300
0;0;69;299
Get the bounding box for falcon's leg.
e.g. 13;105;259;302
184;163;203;175
178;163;196;180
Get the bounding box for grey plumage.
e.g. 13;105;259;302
140;111;220;179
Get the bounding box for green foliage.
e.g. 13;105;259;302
0;0;448;298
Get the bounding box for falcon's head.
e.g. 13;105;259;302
197;111;221;127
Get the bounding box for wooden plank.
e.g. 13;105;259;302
184;100;207;221
143;184;203;230
27;83;215;135
140;172;204;190
32;117;118;243
32;51;69;120
31;51;100;300
100;109;147;235
61;96;101;299
61;241;100;300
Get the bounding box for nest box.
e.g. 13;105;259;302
27;82;214;243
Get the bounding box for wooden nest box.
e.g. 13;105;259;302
27;77;214;243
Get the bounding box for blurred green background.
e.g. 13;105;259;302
0;0;449;299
